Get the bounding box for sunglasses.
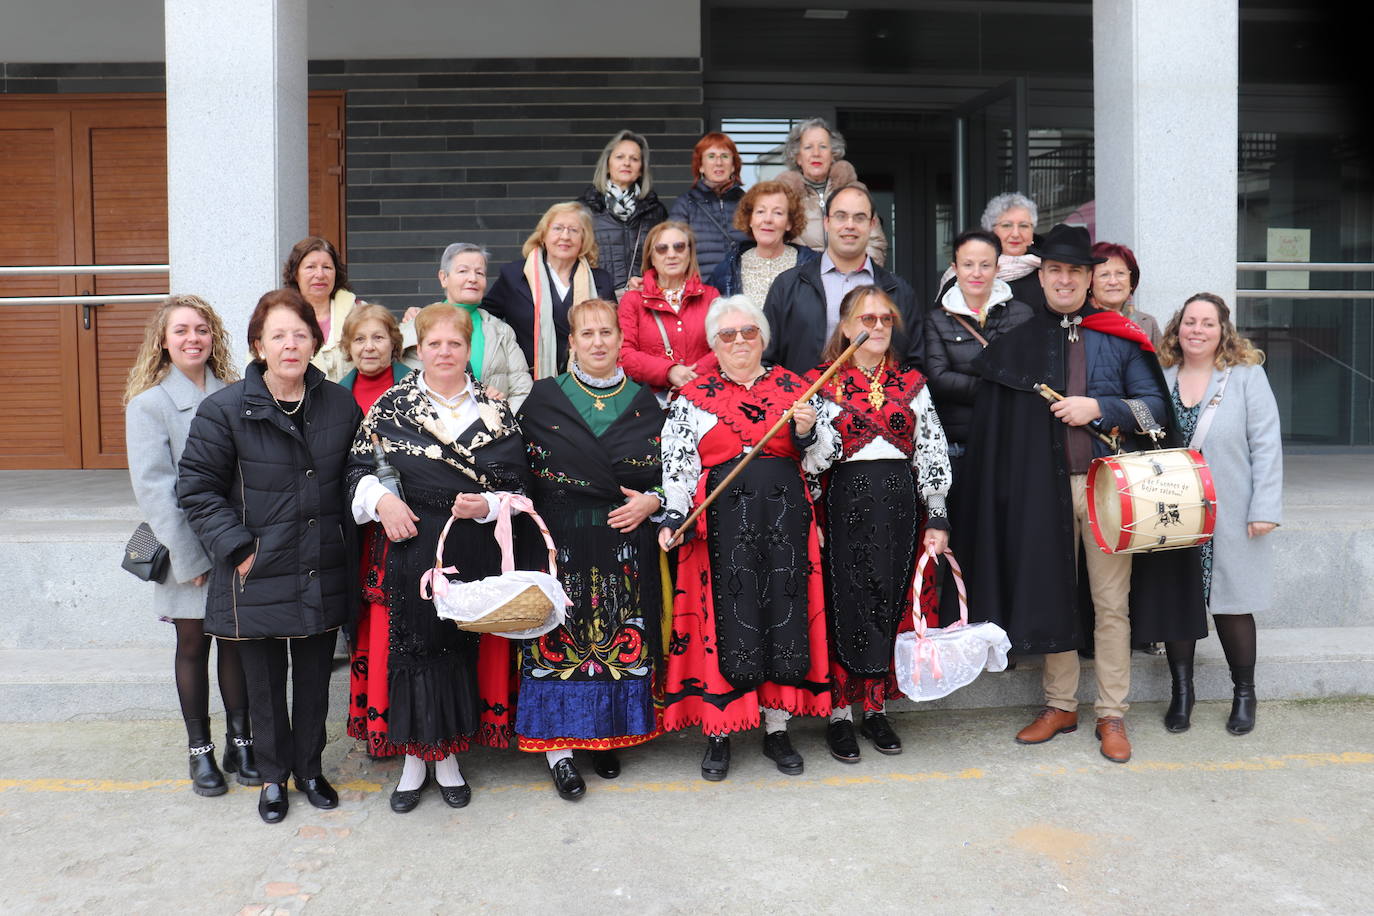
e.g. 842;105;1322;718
856;313;896;328
716;325;761;343
654;241;689;254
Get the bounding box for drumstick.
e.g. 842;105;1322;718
1034;383;1120;449
666;331;871;549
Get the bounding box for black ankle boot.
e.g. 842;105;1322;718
1164;659;1195;733
186;718;227;797
1227;666;1256;735
222;708;262;786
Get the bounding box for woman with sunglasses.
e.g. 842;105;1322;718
657;295;840;781
618;220;721;397
807;286;952;762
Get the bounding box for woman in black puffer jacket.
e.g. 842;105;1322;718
668;131;747;281
178;288;363;825
576;130;668;296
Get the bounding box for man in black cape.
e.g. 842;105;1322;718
954;224;1206;764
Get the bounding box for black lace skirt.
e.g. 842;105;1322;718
822;459;919;676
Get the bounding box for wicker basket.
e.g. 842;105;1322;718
421;492;570;640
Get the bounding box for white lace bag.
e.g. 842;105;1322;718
420;492;571;640
893;547;1011;701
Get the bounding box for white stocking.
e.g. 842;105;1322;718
864;703;887;718
434;754;465;787
830;705;853;723
545;749;573;769
761;707;792;734
397;754;427;791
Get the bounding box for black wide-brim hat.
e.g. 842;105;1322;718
1029;223;1108;266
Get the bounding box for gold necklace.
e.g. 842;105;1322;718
857;357;886;410
570;370;627;411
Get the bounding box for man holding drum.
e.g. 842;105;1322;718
955;224;1205;764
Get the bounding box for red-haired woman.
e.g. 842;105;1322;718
1090;241;1161;349
668;132;747;280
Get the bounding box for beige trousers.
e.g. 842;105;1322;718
1042;474;1134;718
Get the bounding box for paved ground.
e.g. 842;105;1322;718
3;698;1371;914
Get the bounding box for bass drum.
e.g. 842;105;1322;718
1086;448;1217;554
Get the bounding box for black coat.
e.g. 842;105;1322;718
762;257;925;375
576;185;668;291
482;256;616;372
923;293;1035;445
953;304;1207;654
1007;271;1046;310
177;363;363;639
667;179;747;281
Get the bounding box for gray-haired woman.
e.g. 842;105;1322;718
657;295;840;782
980;191;1044;308
576;130;669;296
775;117;888;266
402;242;534;409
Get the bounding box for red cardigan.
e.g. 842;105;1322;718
618;270;721;389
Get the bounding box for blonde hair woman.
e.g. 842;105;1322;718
124;295;254;797
482;202;616;379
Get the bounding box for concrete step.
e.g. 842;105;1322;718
2;627;1370;723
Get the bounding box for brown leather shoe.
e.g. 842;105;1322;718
1095;716;1132;763
1015;707;1078;745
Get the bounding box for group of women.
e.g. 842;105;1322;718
124;122;1281;825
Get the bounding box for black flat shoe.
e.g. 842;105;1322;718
591;750;621;779
550;758;586;800
390;773;428;813
826;720;861;763
293;775;339;809
859;714;903;755
258;782;288;824
188;743;228;797
762;730;804;775
701;736;730;781
439;782;471;808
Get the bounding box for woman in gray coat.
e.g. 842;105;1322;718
1159;293;1282;736
124;295;257;796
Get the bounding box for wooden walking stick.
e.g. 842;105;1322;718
1033;382;1120;451
666;330;871;549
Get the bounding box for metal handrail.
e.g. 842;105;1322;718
1235;261;1374;298
0;264;168;275
1236;262;1374;272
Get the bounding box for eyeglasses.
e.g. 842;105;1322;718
654;241;688;255
828;210;871;226
548;224;583;236
716;325;761;343
856;313;896;329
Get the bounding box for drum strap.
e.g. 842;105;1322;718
1188;367;1233;450
1124;398;1166;443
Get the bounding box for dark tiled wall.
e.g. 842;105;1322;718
2;57;705;311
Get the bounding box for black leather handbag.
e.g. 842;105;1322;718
122;522;170;583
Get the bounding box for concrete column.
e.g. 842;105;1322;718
165;0;308;365
1093;0;1238;328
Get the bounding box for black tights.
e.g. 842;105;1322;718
1164;613;1257;671
173;619;250;729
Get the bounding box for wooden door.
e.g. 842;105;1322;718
0;109;82;468
72;104;169;468
0;93;346;469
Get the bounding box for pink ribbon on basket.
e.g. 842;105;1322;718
419;491;561;600
907;546;971;683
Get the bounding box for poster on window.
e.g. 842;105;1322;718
1266;228;1310;290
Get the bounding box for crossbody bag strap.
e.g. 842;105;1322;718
650;310;675;360
949;313;989;348
1188;366;1233;450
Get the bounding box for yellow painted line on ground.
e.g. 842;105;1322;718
1;752;1370;795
